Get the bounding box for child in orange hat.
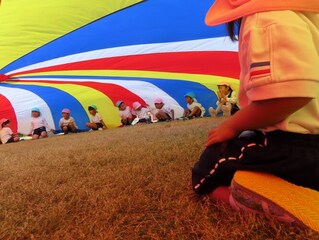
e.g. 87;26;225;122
192;0;319;226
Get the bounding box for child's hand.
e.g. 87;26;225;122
206;121;238;147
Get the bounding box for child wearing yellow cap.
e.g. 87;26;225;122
209;82;239;117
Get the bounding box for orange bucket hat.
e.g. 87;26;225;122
206;0;319;26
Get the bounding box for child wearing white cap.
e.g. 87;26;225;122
116;100;133;126
0;118;19;144
209;82;238;117
154;98;174;121
59;108;78;134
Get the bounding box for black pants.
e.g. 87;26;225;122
192;130;319;195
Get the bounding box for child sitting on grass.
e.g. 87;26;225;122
192;0;319;225
154;98;174;121
116;100;133;126
59;108;78;134
182;92;205;119
29;107;54;139
132;101;151;124
0;118;19;144
86;105;107;130
209;82;239;117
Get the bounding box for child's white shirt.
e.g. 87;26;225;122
0;127;13;144
30;116;51;134
157;104;173;118
119;106;132;119
216;91;237;106
90;112;103;123
132;107;150;119
59;116;78;129
187;99;206;116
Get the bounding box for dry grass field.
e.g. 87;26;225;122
0;118;318;239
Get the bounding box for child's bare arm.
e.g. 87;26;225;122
206;97;312;147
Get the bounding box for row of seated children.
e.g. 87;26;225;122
1;107;79;143
29;105;106;139
1;86;238;144
116;97;175;126
117;86;236;125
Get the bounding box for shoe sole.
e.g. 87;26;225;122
231;171;319;232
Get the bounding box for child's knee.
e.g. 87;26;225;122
32;135;39;140
192;145;233;195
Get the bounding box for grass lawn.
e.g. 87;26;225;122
0;117;318;239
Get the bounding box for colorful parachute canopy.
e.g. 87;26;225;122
0;0;240;134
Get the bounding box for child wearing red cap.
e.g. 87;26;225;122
131;101;152;124
154;98;174;121
192;0;319;226
59;108;78;134
0;118;19;144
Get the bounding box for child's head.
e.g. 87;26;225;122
204;0;313;40
116;100;126;111
31;107;41;117
0;118;10;128
184;92;196;104
217;82;231;94
133;101;142;111
154;98;164;109
88;105;98;115
62;108;71;119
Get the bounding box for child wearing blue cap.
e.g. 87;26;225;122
116;100;133;126
182;92;205;119
28;107;54;139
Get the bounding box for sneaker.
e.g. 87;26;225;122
230;171;319;231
